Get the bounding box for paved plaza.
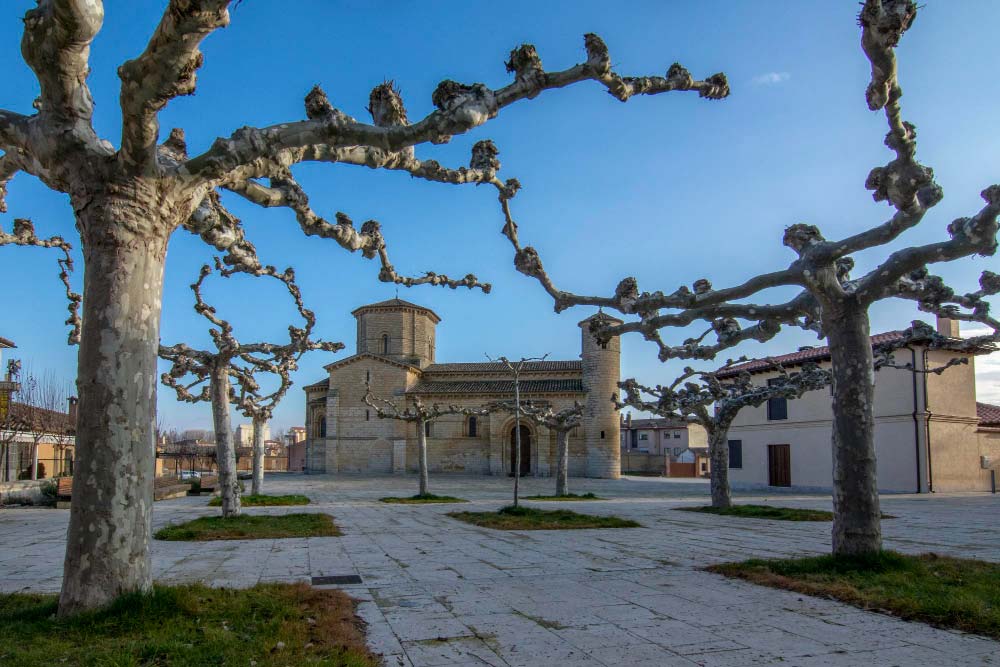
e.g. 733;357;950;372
2;474;999;666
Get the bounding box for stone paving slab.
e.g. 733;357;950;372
1;473;999;666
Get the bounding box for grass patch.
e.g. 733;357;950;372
379;493;467;504
155;513;340;541
0;582;376;666
676;504;835;521
523;493;603;501
676;504;895;521
448;505;640;530
709;551;1000;638
209;494;311;507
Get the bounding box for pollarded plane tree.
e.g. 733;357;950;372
618;361;831;509
231;331;309;496
159;261;342;518
499;0;1000;556
497;400;584;498
363;384;493;497
487;355;552;508
0;0;728;614
225;260;323;497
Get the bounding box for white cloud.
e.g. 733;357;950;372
751;71;790;86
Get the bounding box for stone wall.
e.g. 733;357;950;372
580;314;622;479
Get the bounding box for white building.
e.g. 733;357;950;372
720;319;1000;493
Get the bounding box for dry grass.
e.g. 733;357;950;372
523;493;603;501
449;505;640;530
676;504;835;521
208;494;311;507
155;513;340;541
0;582;377;666
709;551;1000;638
379;494;467;504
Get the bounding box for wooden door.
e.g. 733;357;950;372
768;444;791;487
509;425;531;475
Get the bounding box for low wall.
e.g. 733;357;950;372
621;451;668;475
0;479;54;506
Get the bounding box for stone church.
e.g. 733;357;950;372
303;299;622;478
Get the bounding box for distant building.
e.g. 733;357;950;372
620;415;708;457
303;299;622;478
721;317;1000;493
234;423;270;447
0;337;77;481
285;427;307;472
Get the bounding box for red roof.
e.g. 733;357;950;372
979;402;1000;427
716;332;908;378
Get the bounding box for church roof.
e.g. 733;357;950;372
410;379;584;395
351;298;441;323
424;360;581;373
323;353;421;374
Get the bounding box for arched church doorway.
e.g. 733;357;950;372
509;425;531;476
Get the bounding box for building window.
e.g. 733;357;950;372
673;432;681;439
382;334;389;355
366;409;370;421
468;416;478;437
728;440;742;469
319;417;326;438
639;433;648;441
424;421;432;437
600;430;605;439
366;370;370;382
767;379;788;420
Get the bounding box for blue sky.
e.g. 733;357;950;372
0;1;997;431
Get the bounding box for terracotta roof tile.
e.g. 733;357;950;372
978;402;1000;427
410;379;584;395
624;418;689;429
716;331;909;378
424;361;581;373
350;298;440;322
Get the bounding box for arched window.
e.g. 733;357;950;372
467;416;478;438
319;417;327;438
381;334;390;355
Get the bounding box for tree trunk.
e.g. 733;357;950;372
556;429;570;496
210;364;241;518
29;441;39;480
827;302;882;555
251;416;265;496
417;419;429;496
706;423;732;509
59;212;168;617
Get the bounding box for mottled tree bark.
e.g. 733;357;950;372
59;205;167;617
209;364;240;518
250;415;265;496
417;419;429;496
826;303;881;555
555;429;570;496
706;424;732;509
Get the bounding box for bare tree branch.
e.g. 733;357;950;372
181;35;728;183
21;0;103;124
223;175;491;292
0;218;81;344
118;0;230;172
